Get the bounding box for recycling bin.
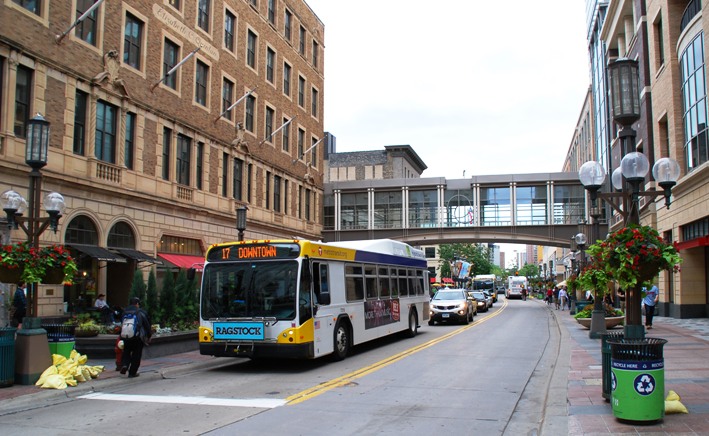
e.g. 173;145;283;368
600;331;624;401
0;327;17;387
609;338;667;422
42;324;76;359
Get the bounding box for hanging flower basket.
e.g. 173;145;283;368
588;225;682;289
0;266;23;284
43;268;66;285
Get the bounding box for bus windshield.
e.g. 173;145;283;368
200;260;299;320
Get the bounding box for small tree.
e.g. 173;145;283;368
146;268;158;319
174;269;198;323
129;270;146;306
160;270;176;325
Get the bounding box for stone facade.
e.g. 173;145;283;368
0;0;325;313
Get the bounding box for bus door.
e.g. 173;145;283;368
311;261;334;357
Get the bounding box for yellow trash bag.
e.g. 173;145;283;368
52;354;67;366
64;376;77;387
665;390;689;414
70;349;88;365
73;366;86;383
35;365;59;387
40;374;67;390
80;366;91;382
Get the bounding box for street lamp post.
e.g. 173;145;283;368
1;114;65;317
236;206;248;241
579;59;680;340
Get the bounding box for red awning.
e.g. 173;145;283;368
676;236;709;252
442;278;454;284
157;253;204;271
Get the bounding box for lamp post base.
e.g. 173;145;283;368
15;317;52;385
589;309;607;339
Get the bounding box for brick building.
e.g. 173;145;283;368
0;0;325;316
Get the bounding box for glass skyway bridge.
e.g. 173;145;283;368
323;172;604;247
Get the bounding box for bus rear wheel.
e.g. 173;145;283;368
331;321;350;361
404;309;418;338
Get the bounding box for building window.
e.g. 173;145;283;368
197;0;210;33
76;0;98;45
163;127;172;180
653;17;664;69
196;142;204;190
265;171;271;209
245;94;255;132
283;62;291;97
73;89;87;155
266;48;275;83
95;100;117;164
176;134;191;186
247;30;257;69
681;33;708;171
299;25;306;55
168;0;180;11
305;188;311;221
298;76;305;107
282;117;290;152
125;112;136;170
222;152;228;196
195;60;209;106
13;0;40;15
124;12;143;70
311;137;318;167
247;163;253;203
274;175;281;212
224;9;236;52
298;128;305;160
222;78;234;120
283;179;289;215
250;0;257;8
298;186;302;218
267;0;275;25
284;9;292;41
265;106;274;142
233;158;243;200
163;39;180;90
311;88;318;117
312;40;318;68
14;65;32;138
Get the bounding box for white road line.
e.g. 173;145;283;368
78;392;286;408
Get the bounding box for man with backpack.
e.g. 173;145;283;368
120;297;152;378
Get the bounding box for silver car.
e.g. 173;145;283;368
428;289;475;325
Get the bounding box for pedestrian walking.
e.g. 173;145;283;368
11;282;27;328
553;287;560;309
119;297;152;378
642;284;659;330
558;286;568;310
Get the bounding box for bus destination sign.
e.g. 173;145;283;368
207;243;300;262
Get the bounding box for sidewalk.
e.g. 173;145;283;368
553;307;709;435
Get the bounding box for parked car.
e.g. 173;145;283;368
429;289;475;325
482;290;496;306
469;291;492;312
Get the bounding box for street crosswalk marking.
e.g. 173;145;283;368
79;392;286;408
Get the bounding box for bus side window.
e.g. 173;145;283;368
313;263;330;305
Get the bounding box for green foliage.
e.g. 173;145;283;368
574;305;623;319
519;263;539;278
129;270;146;305
438;243;492;278
159;269;176;325
174;269;199;323
146;269;158;318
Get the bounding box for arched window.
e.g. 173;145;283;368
108;222;136;249
65;215;99;245
681;32;708;171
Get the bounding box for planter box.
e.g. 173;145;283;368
576;316;624;330
75;330;198;359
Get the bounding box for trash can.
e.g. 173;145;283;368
601;331;624;401
0;327;17;387
41;324;76;359
609;338;667;422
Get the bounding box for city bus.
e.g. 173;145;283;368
197;238;430;361
506;275;528;299
472;274;498;303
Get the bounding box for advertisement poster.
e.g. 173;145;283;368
364;299;400;329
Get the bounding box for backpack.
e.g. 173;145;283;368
120;312;140;339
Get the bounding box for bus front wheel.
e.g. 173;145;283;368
331;321;350;361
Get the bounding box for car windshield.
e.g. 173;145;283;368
433;290;465;300
471;292;486;299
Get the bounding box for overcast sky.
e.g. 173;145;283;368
305;1;590;264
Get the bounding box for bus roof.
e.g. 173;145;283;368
331;239;425;260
